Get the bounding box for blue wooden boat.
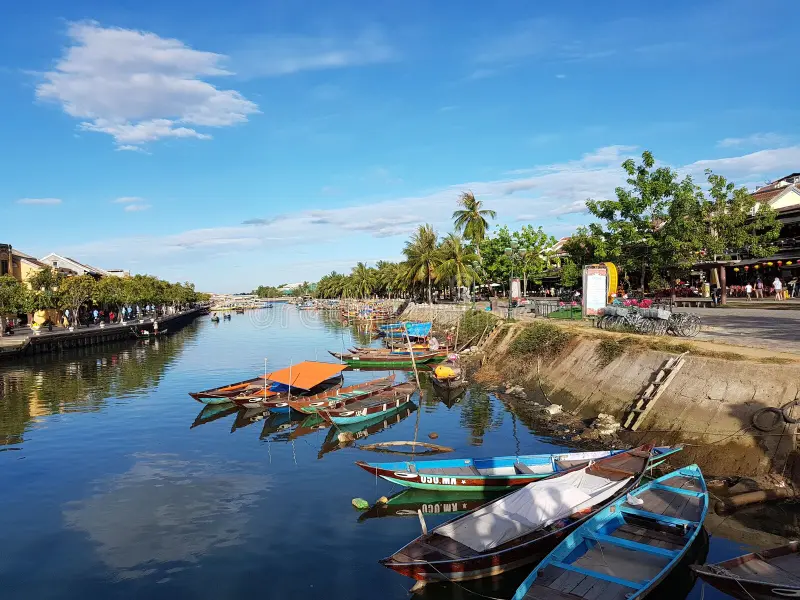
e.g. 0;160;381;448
512;464;708;600
356;445;682;492
318;383;415;425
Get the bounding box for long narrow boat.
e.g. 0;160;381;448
285;375;396;414
512;464;708;600
318;404;416;459
189;375;263;404
357;445;682;492
691;541;800;599
230;362;348;411
430;359;466;394
318;383;416;425
329;350;443;367
379;447;652;583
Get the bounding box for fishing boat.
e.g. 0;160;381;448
318;383;416;425
379;447;652;583
430;356;466;393
329;350;443;367
512;464;708;600
235;307;245;314
357;445;682;492
317;404;416;459
210;315;220;323
223;313;232;320
231;361;347;411
189;375;264;404
285;375;396;414
692;541;800;599
379;322;432;339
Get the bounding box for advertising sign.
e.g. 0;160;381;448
510;278;521;301
583;266;608;317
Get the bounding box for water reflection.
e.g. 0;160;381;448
458;388;504;446
190;403;238;429
0;328;196;446
318;404;416;459
62;453;267;580
358;489;499;522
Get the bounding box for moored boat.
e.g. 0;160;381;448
189;375;263;404
317;404;416;459
318;383;416;425
380;446;652;583
329;350;443;367
512;464;708;600
430;356;466;393
285;375;396;414
231;361;347;411
691;541;800;600
357;445;682;492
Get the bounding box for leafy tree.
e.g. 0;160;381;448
435;234;479;300
514;225;557;293
0;276;28;335
94;277;124;320
479;226;514;290
374;261;402;298
559;258;582;288
453;191;496;255
60;276;96;327
253;285;282;298
27;266;64;310
402;224;441;304
346;262;376;299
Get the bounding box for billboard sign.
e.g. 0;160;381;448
583;266;608;316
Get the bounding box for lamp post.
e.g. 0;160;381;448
504;241;528;319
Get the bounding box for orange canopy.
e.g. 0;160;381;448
262;361;346;390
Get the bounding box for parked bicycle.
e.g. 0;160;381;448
596;306;700;338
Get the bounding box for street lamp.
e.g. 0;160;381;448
504;241;528;318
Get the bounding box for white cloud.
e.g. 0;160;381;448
556;74;566;79
232;28;395;78
36;21;259;149
684;146;800;178
716;132;788;148
17;197;62;205
113;196;143;204
124;203;151;212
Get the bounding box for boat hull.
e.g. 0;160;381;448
323;398;411;425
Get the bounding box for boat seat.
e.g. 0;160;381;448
555;459;589;470
514;462;553;475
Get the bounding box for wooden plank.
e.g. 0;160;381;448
551;569;588;594
629;354;687;431
583;580;639;600
615;523;685;549
523;584;580;600
585;532;678;558
624;352;688;430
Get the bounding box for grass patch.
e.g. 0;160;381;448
458;309;498;342
509;322;573;359
596;339;624;367
548;307;582;320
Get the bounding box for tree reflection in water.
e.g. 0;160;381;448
458;388;504;446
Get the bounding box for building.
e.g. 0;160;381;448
39;253;111;279
0;244;46;285
106;269;131;278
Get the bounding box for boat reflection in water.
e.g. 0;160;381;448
230;406;268;433
289;413;328;441
189;403;238;429
259;411;303;441
317;403;416;459
358;488;501;522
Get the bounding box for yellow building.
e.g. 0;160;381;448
0;244;45;286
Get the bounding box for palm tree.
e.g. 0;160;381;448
436;234;480;300
346;262;376;299
402;224;441;304
452;191;496;256
375;261;400;298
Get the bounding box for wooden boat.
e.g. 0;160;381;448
235;308;245;314
512;464;708;600
189;375;263;404
230;362;347;411
210;316;220;322
223;313;231;320
358;489;501;522
380;447;652;583
318;404;416;459
329;350;443;367
318;383;416;425
190;403;239;428
691;541;800;599
357;445;682;492
430;358;466;393
285;375;396;414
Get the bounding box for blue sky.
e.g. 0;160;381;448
2;0;799;292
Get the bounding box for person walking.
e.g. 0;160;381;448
745;282;753;301
755;277;764;299
773;276;783;301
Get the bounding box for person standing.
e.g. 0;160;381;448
773;276;783;301
745;282;753;301
755;277;764;299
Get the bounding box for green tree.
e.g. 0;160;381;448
60;276;96;327
253;285;282;298
453;191;496;255
479;226;514;291
514;225;557;293
402;224;441;304
346;262;376;299
27;266;64;310
559;258;581;288
94;277;124;320
435;234;480;300
0;276;28;335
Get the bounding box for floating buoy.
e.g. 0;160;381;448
428;432;439;440
352;498;369;510
377;496;389;504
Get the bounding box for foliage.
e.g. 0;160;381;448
26;266;64;310
458;309;497;341
60;276;96;325
0;276;29;316
508;322;572;358
559;258;581;287
346;262;376;298
402;224;441;304
253;285;282;298
436;234;480;296
452;191;496;252
596;339;624;367
291;282;314;297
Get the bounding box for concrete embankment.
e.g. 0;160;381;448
0;307;207;360
473;321;800;484
400;303;471;326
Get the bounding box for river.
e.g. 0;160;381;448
0;306;795;599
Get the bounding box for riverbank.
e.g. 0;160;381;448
0;306;208;360
465;319;800;487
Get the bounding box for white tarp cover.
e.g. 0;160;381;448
436;468;631;552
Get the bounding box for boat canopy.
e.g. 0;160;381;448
262;361;347;390
404;322;432;338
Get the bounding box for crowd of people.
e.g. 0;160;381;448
729;276;798;301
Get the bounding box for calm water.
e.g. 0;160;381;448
0;306;794;599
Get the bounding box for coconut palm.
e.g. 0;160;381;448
375;261;401;298
402;224;441;304
346;262;376;299
452;191;496;255
436;234;480;300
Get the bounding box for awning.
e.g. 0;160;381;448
262;361;346;390
404;322;432;338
